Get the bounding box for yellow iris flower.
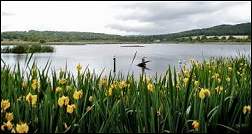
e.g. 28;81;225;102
58;96;70;107
199;88;210;99
31;79;39;90
108;87;113;96
59;79;67;85
119;81;128;89
73;90;83;100
243;105;251;114
66;104;76;114
25;93;38;106
5;112;14;121
1;121;13;131
192;120;200;130
99;78;108;87
215;86;223;94
16;122;29;133
194;81;200;87
183;78;189;85
1;99;10;111
76;63;82;72
147;83;154;92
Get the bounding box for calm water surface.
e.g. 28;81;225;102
1;43;251;77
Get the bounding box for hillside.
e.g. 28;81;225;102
178;23;250;36
1;30;122;42
1;22;251;43
137;22;251;42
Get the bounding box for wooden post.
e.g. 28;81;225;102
113;56;116;73
141;66;145;74
142;57;145;74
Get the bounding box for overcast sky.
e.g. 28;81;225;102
1;1;251;35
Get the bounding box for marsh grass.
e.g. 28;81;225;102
1;55;251;133
1;44;54;53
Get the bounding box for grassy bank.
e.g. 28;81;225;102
1;56;251;133
1;44;54;53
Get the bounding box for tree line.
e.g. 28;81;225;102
1;23;251;43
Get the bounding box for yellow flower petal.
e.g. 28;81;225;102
199;89;205;99
63;96;69;106
58;96;65;107
5;121;13;130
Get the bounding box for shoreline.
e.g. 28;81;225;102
1;41;251;46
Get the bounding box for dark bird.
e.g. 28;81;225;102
137;57;150;68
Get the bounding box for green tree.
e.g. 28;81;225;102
212;36;219;40
221;36;226;40
23;37;29;41
188;36;193;41
228;36;236;40
39;39;46;44
195;36;201;41
201;35;207;41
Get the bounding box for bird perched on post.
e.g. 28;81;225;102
137;57;150;68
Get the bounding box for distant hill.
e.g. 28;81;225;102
137;22;251;42
1;30;122;42
1;22;251;43
171;22;251;37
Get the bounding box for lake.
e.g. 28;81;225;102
1;43;251;77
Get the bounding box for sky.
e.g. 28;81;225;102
1;1;251;35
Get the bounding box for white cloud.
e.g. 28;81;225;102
1;1;251;35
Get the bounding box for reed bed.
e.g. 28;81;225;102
1;56;251;133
